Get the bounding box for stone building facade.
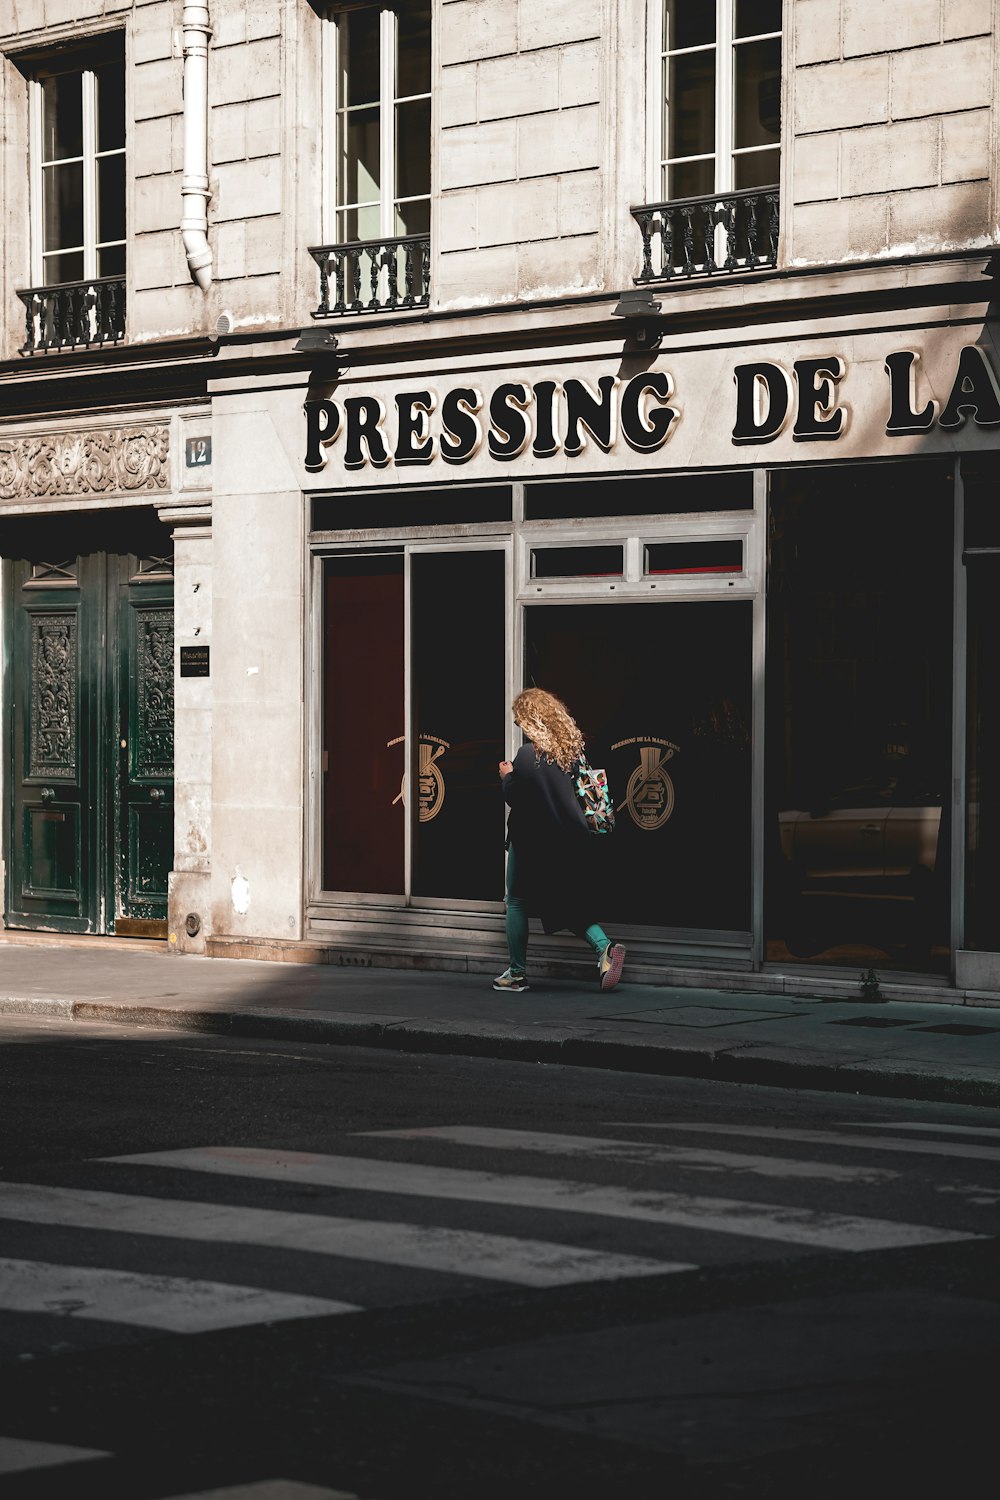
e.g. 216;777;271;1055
2;0;1000;1003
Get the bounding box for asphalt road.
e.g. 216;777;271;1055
1;1015;998;1500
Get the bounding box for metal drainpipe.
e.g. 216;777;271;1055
181;1;213;290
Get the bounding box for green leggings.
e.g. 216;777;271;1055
504;845;609;975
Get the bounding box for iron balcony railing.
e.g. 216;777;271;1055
17;276;126;355
308;234;430;316
632;187;779;284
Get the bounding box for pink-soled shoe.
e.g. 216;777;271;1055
598;942;625;992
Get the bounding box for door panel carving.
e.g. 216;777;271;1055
29;613;78;779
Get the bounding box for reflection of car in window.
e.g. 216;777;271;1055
780;777;942;887
777;774;943;958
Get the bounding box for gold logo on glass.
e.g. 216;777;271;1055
611;737;679;831
388;734;450;822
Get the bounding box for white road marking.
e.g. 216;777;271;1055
0;1184;685;1287
605;1122;1000;1165
361;1126;898;1184
159;1484;359;1499
0;1436;109;1476
852;1121;1000;1139
936;1183;1000;1207
0;1257;359;1333
101;1147;979;1254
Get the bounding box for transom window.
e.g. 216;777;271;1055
28;34;126;286
324;1;431;244
661;0;781;200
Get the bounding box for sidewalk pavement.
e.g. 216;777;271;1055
1;937;999;1108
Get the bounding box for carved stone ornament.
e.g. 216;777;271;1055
0;427;170;501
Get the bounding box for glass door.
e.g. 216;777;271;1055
523;599;753;934
410;548;507;903
321;545;508;904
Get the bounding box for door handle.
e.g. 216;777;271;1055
860;823;881;834
150;787;164;804
40;787;55;804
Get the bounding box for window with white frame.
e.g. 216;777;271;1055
324;1;431;245
660;0;781;202
28;34;126;286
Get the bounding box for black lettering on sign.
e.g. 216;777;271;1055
939;345;1000;430
732;362;791;444
793;356;847;442
394;391;436;465
531;381;560;458
620;372;677;453
303;399;341;472
563;376;618;456
487;383;531;460
885;350;936;435
344;397;391;470
439;387;483;464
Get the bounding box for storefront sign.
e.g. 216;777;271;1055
303;343;1000;473
388;733;449;821
612;737;679;831
179;645;210;678
305;375;677;472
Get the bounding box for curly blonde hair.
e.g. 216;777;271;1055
513;688;584;773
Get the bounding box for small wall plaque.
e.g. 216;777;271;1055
180;645;210;677
185;436;212;467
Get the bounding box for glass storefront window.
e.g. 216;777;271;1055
524;472;752;521
965;557;999;951
962;456;1000;953
765;465;953;972
524;600;752;933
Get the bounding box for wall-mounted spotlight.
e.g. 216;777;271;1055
294;325;343;380
611;287;663;350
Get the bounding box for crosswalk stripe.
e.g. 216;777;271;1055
0;1256;359;1333
852;1121;1000;1139
0;1184;686;1287
606;1122;1000;1164
156;1485;359;1499
0;1436;110;1477
101;1146;979;1254
361;1126;898;1184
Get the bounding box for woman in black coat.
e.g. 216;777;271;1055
495;688;625;994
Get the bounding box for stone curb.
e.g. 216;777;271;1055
4;992;999;1109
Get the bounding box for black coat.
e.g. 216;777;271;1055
502;744;599;934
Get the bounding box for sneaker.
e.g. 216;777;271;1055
598;942;626;992
493;968;529;992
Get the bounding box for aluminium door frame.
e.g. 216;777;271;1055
514;483;763;964
306;532;513;914
306;475;765;962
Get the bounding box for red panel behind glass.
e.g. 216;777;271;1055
323;556;404;894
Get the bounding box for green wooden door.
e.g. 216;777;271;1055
112;560;174;934
6;538;173;936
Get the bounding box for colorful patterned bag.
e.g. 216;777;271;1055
573;754;615;834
